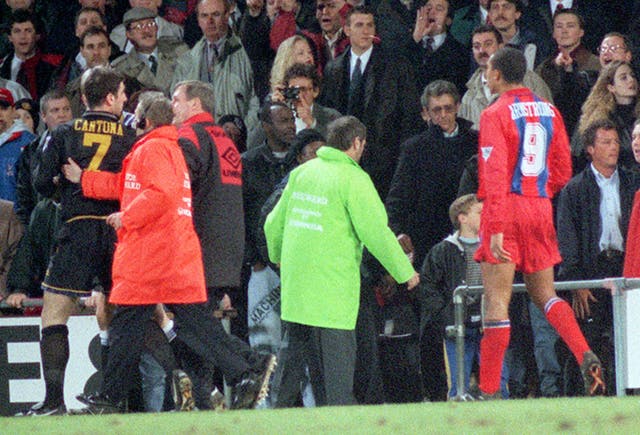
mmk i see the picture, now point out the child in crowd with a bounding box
[420,194,508,400]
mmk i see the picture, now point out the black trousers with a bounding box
[561,251,621,396]
[104,302,255,404]
[286,322,356,406]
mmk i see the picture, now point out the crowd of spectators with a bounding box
[1,0,640,411]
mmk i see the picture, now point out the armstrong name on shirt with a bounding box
[509,101,555,120]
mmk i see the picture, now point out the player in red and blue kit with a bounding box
[475,47,605,398]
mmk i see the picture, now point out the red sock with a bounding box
[545,297,590,365]
[479,321,510,395]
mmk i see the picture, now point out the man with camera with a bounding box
[280,63,341,138]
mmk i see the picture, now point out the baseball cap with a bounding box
[0,88,15,107]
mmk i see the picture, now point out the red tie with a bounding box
[555,2,564,14]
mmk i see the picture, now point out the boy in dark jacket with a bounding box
[420,194,507,399]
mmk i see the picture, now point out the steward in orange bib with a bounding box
[82,121,206,305]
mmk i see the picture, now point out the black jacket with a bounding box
[404,32,469,94]
[14,133,48,226]
[557,165,639,281]
[7,198,58,297]
[376,0,423,57]
[320,45,422,198]
[35,112,136,221]
[242,143,297,265]
[419,233,481,338]
[239,10,274,102]
[0,51,58,100]
[179,118,245,289]
[522,0,623,54]
[386,118,478,269]
[535,44,599,137]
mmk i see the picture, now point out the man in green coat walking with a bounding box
[265,116,420,405]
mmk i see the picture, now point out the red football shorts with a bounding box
[475,194,561,274]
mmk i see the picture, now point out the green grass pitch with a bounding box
[3,397,640,434]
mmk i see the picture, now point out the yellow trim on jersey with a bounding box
[65,215,109,223]
[42,282,91,295]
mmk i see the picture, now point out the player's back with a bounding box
[36,111,136,220]
[478,87,571,201]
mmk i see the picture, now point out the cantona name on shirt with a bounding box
[508,101,555,120]
[73,119,124,136]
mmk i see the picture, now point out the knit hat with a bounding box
[14,98,40,128]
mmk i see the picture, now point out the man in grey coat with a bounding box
[111,7,189,95]
[172,0,260,139]
[110,0,184,53]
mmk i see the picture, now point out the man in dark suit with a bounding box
[405,0,469,93]
[450,0,490,48]
[557,119,640,395]
[320,5,421,198]
[385,79,478,402]
[521,0,623,54]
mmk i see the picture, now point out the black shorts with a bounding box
[42,217,116,297]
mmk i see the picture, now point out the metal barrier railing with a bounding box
[0,297,57,309]
[0,298,238,320]
[450,277,640,400]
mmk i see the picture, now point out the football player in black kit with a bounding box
[22,66,136,416]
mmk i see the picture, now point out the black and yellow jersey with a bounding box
[35,111,136,221]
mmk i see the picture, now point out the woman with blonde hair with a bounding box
[575,61,640,169]
[270,34,315,95]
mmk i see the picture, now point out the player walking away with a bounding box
[20,66,136,416]
[475,47,605,399]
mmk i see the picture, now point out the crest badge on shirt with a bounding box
[481,146,493,161]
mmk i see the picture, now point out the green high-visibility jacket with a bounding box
[265,146,414,330]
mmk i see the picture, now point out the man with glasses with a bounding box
[110,0,184,53]
[112,7,189,95]
[385,79,478,402]
[599,32,632,68]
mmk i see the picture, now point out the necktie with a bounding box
[424,37,434,54]
[230,13,238,33]
[348,57,364,116]
[149,55,158,75]
[351,57,362,83]
[208,43,219,70]
[555,2,564,14]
